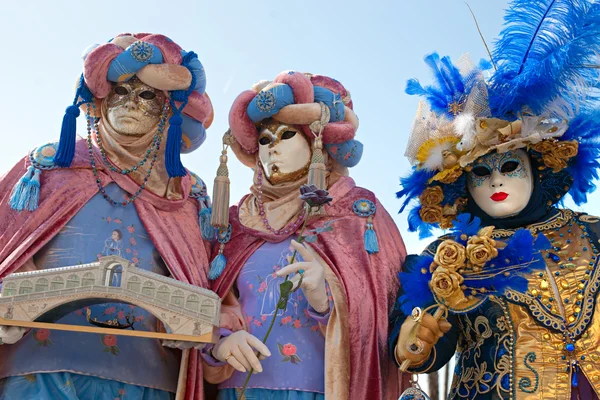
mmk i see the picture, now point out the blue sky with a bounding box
[2,0,598,254]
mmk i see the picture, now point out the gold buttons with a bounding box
[540,280,549,290]
[560,280,570,289]
[557,343,564,350]
[579,283,585,290]
[549,357,556,363]
[568,315,576,323]
[577,294,584,300]
[575,307,582,313]
[532,289,539,296]
[593,375,600,382]
[586,364,593,371]
[543,333,551,341]
[591,354,598,361]
[561,375,568,382]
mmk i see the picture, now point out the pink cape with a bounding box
[208,177,410,399]
[0,139,211,400]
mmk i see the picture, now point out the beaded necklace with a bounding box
[255,163,306,236]
[85,101,169,206]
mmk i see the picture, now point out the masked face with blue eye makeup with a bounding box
[467,149,533,218]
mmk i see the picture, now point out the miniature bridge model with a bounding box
[0,256,220,343]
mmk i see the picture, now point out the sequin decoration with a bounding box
[352,199,376,217]
[255,91,276,112]
[130,41,154,62]
[29,143,60,170]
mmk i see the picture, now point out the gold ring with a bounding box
[411,307,423,322]
[225,352,234,362]
[406,338,424,355]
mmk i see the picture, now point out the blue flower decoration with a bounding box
[352,199,376,217]
[130,41,154,62]
[255,91,276,112]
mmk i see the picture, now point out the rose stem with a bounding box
[238,204,313,394]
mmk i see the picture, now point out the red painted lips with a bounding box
[491,192,509,202]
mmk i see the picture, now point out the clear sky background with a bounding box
[1,0,599,255]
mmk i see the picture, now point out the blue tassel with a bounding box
[165,114,187,177]
[208,253,227,280]
[9,166,34,211]
[199,207,215,240]
[54,105,81,167]
[364,222,379,254]
[21,168,41,211]
[572,364,579,387]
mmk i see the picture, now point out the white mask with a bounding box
[106,77,167,136]
[258,121,311,185]
[467,149,533,218]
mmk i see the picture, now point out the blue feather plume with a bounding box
[396,167,436,213]
[398,254,436,315]
[490,0,600,117]
[451,213,482,241]
[405,52,479,118]
[563,109,600,204]
[462,229,550,296]
[407,206,435,239]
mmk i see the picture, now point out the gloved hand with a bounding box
[395,312,452,365]
[276,240,329,313]
[162,340,205,350]
[0,326,26,345]
[212,330,271,373]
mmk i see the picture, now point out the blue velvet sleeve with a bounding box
[388,244,461,374]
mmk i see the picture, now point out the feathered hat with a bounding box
[397,0,600,238]
[56,33,214,176]
[210,71,363,230]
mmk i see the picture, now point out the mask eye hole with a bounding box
[472,166,491,177]
[258,136,272,146]
[114,86,129,96]
[139,90,156,100]
[281,130,296,140]
[500,161,520,173]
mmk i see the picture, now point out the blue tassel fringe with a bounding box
[9,166,41,212]
[364,224,379,254]
[165,114,187,177]
[208,253,227,280]
[54,105,80,167]
[199,207,215,240]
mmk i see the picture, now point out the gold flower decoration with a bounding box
[430,265,467,307]
[419,205,444,224]
[419,186,444,207]
[466,234,498,268]
[434,239,466,271]
[532,140,579,173]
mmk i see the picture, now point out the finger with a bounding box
[440,320,452,334]
[162,340,176,348]
[258,353,268,360]
[420,314,442,338]
[246,335,272,357]
[225,354,247,373]
[416,326,436,345]
[276,262,313,277]
[232,347,252,372]
[291,240,315,262]
[239,342,264,373]
[0,326,6,335]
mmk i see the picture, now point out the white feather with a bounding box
[454,113,476,151]
[422,141,455,171]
